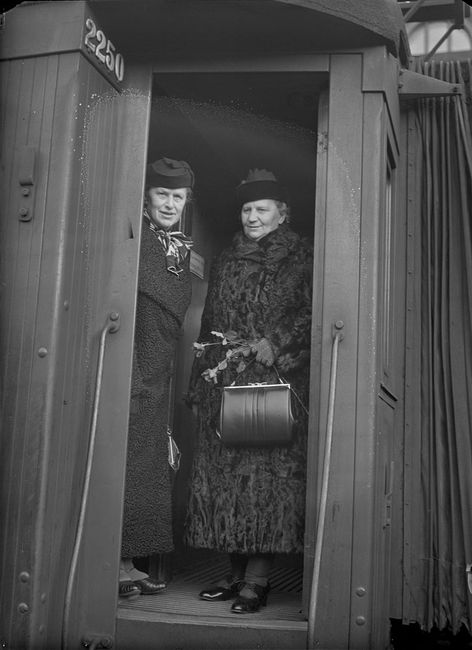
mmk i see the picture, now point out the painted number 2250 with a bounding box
[84,18,125,83]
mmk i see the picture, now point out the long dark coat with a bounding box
[184,223,312,555]
[122,224,191,558]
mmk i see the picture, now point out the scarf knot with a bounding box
[144,210,193,277]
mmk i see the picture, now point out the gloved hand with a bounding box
[250,338,275,367]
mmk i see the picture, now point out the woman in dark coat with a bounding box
[184,169,312,613]
[119,158,194,599]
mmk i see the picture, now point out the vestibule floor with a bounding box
[118,549,305,624]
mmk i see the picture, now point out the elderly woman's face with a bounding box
[146,186,188,229]
[241,199,285,241]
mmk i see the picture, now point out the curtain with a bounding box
[407,59,472,634]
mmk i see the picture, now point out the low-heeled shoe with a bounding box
[119,580,141,599]
[199,576,243,601]
[133,577,167,595]
[230,582,270,613]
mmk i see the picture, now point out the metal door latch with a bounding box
[18,145,35,222]
[82,635,113,649]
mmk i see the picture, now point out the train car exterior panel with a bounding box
[69,64,152,649]
[351,88,385,650]
[306,53,365,648]
[303,47,405,649]
[0,7,152,644]
[0,51,91,649]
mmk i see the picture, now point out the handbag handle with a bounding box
[229,356,283,387]
[229,356,309,416]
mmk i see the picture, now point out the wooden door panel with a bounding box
[0,4,152,647]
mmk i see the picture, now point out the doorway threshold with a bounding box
[116,551,307,649]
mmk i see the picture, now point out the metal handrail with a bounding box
[307,320,344,650]
[62,312,120,649]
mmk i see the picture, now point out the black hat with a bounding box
[235,169,287,205]
[146,157,194,189]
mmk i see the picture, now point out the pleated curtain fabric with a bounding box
[407,59,472,634]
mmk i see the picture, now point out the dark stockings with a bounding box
[230,552,274,587]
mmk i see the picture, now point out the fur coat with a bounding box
[184,223,312,555]
[121,223,191,558]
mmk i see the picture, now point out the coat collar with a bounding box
[232,223,299,265]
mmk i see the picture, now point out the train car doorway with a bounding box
[117,70,325,648]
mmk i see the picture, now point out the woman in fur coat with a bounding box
[184,169,312,613]
[120,158,194,599]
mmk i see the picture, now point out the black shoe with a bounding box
[134,577,167,595]
[199,575,244,601]
[230,582,270,613]
[119,580,141,599]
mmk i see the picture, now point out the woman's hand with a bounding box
[250,338,275,367]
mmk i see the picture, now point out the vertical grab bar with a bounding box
[62,312,121,649]
[307,320,344,649]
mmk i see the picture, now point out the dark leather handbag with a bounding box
[218,379,294,448]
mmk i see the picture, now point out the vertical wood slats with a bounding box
[0,53,63,649]
[70,73,151,650]
[305,53,364,649]
[0,46,144,648]
[304,51,405,649]
[37,56,122,650]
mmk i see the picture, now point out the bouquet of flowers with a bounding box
[193,330,255,384]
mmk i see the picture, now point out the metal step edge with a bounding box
[117,608,308,631]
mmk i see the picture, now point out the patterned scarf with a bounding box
[144,209,193,277]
